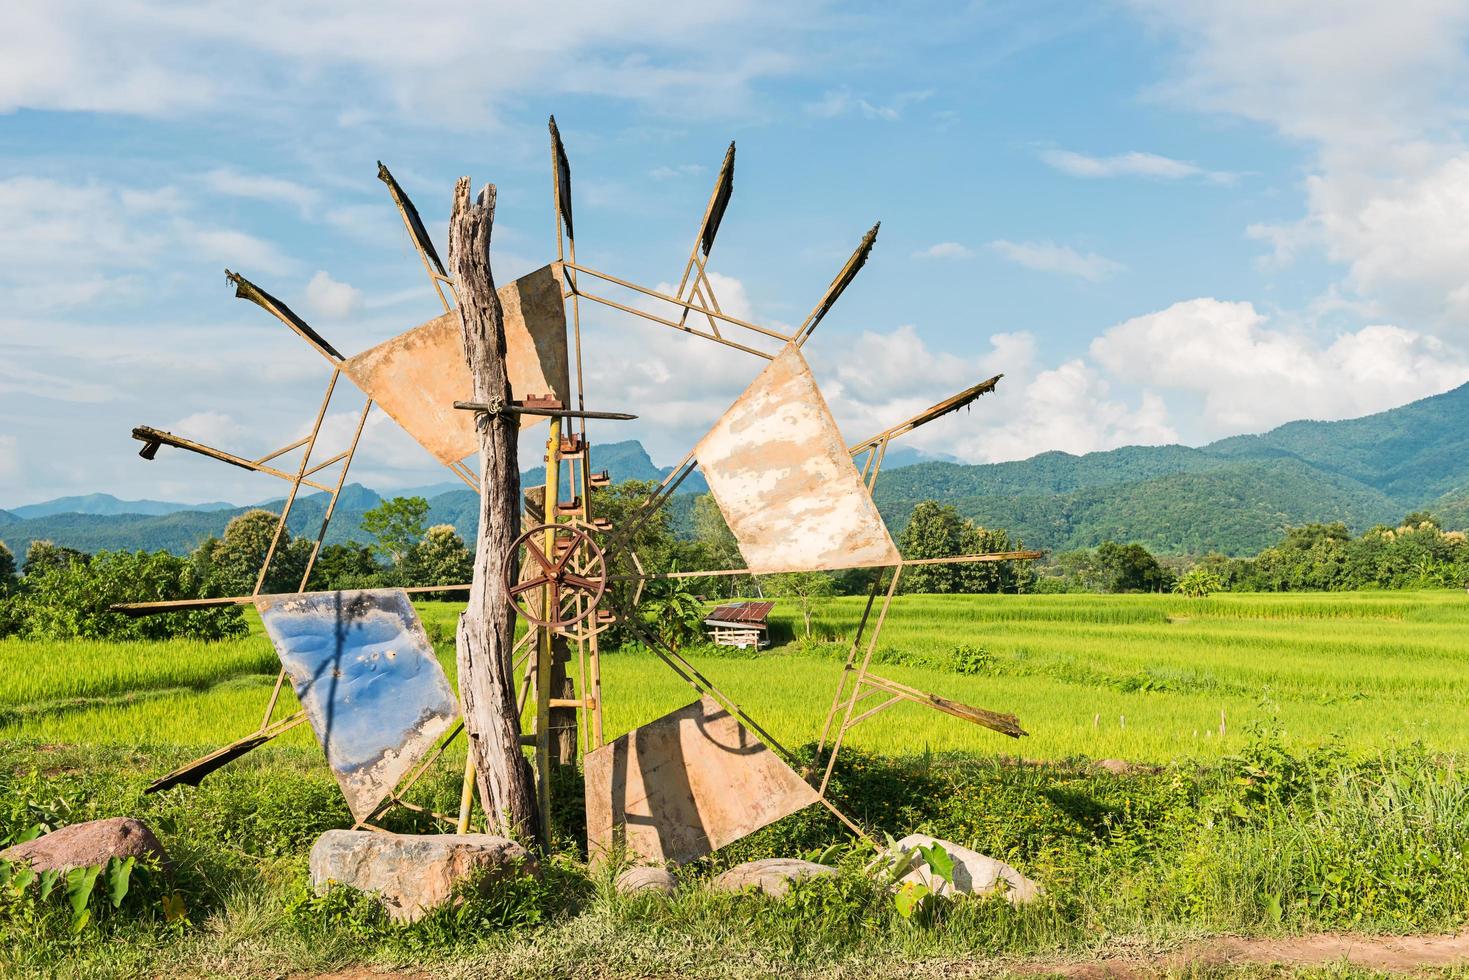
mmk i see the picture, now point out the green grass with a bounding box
[5,591,1469,978]
[8,591,1469,763]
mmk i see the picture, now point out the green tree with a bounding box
[22,540,87,578]
[0,540,15,593]
[690,493,750,596]
[1094,541,1172,593]
[898,500,1034,594]
[638,570,705,651]
[588,480,679,646]
[400,524,473,587]
[307,543,383,590]
[12,549,244,640]
[962,524,1036,594]
[1173,567,1223,598]
[898,501,973,593]
[360,496,430,566]
[197,509,311,595]
[764,571,834,638]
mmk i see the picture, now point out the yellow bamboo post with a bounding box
[536,417,562,838]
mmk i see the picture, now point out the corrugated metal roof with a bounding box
[705,600,774,626]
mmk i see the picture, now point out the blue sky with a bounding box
[4,1,1469,506]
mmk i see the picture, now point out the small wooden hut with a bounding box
[703,601,774,649]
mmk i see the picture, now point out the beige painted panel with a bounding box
[585,696,819,865]
[694,343,900,573]
[341,263,569,466]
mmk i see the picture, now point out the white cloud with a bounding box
[805,88,932,121]
[811,325,1179,465]
[1039,149,1236,184]
[648,164,707,181]
[0,1,811,123]
[304,271,364,320]
[1089,297,1469,435]
[184,226,296,277]
[0,175,298,310]
[202,168,318,216]
[988,240,1124,281]
[165,410,251,448]
[914,242,974,259]
[0,435,19,488]
[1127,0,1469,153]
[1127,3,1469,329]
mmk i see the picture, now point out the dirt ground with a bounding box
[1024,931,1469,977]
[296,933,1469,979]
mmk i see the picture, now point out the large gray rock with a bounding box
[309,830,537,923]
[712,858,835,898]
[0,818,170,873]
[889,833,1041,905]
[616,866,677,896]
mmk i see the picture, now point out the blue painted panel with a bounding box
[255,589,458,821]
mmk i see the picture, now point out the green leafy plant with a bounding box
[951,644,992,675]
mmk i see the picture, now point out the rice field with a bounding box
[4,591,1468,764]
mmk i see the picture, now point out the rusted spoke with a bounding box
[524,538,556,573]
[510,576,551,596]
[563,573,600,592]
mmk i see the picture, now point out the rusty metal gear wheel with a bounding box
[504,522,608,629]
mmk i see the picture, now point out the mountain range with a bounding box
[3,383,1467,559]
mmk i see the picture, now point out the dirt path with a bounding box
[295,934,1469,979]
[1029,931,1469,977]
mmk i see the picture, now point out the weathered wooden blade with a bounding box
[377,160,447,278]
[550,115,574,241]
[340,264,569,466]
[862,672,1027,738]
[255,589,459,822]
[584,696,820,865]
[144,713,306,793]
[702,141,735,257]
[695,343,900,573]
[226,270,343,361]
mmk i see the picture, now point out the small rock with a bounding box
[616,866,676,896]
[1094,758,1132,775]
[309,830,537,923]
[889,833,1041,905]
[0,817,170,874]
[713,858,835,897]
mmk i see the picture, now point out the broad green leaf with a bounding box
[894,881,929,920]
[107,856,135,908]
[917,843,954,884]
[66,864,101,917]
[37,868,59,901]
[69,905,91,934]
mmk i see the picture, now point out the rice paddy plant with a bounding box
[3,591,1466,765]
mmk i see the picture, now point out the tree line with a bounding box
[0,496,471,641]
[3,487,1464,643]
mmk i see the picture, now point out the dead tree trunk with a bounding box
[449,177,541,845]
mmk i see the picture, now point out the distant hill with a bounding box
[1206,381,1469,502]
[875,457,1403,555]
[3,380,1467,559]
[870,382,1469,554]
[7,493,236,520]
